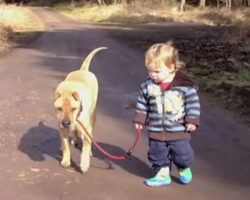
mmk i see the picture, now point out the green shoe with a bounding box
[179,168,192,184]
[145,167,171,187]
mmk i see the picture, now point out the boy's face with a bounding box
[147,64,173,83]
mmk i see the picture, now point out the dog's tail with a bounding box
[80,47,107,71]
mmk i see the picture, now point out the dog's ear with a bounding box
[54,92,61,101]
[72,92,81,101]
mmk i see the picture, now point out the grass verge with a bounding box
[0,4,44,53]
[33,1,250,27]
[105,27,250,124]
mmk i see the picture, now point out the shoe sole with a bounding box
[180,178,192,184]
[145,181,171,187]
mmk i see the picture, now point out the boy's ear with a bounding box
[169,64,175,73]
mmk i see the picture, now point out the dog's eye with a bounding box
[72,108,77,111]
[58,108,62,111]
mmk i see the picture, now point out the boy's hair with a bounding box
[145,41,185,72]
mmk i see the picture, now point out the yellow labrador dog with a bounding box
[54,47,107,173]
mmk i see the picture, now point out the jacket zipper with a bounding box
[161,92,165,131]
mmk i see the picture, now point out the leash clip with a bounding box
[125,149,133,159]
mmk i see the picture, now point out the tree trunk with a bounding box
[180,0,185,12]
[226,0,232,10]
[199,0,206,9]
[97,0,106,5]
[217,0,220,8]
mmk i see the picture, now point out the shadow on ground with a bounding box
[18,121,153,178]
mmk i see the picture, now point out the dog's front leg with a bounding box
[78,123,92,173]
[70,130,79,146]
[59,129,71,167]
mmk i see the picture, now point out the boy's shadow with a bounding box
[17,121,154,179]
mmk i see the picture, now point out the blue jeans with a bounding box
[147,139,194,173]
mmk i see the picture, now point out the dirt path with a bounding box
[0,7,249,200]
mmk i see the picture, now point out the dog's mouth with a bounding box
[59,123,76,132]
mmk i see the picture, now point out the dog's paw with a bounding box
[60,159,71,167]
[80,153,90,173]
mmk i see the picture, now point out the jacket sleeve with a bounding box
[184,87,201,126]
[133,84,149,125]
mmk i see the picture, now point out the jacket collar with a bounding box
[149,71,198,89]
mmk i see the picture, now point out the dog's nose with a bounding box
[62,119,71,128]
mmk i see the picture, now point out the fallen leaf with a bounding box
[30,168,40,172]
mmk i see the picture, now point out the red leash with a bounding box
[76,118,142,160]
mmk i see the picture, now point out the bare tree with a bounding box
[96,0,106,4]
[217,0,220,8]
[180,0,186,12]
[226,0,232,10]
[246,0,250,6]
[199,0,206,9]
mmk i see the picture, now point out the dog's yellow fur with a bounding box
[54,47,107,173]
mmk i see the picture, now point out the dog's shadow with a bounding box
[17,121,154,179]
[77,141,154,179]
[17,121,63,165]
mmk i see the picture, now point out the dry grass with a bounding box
[0,4,44,52]
[53,1,250,26]
[104,25,250,122]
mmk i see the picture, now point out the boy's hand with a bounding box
[186,123,196,132]
[135,123,143,130]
